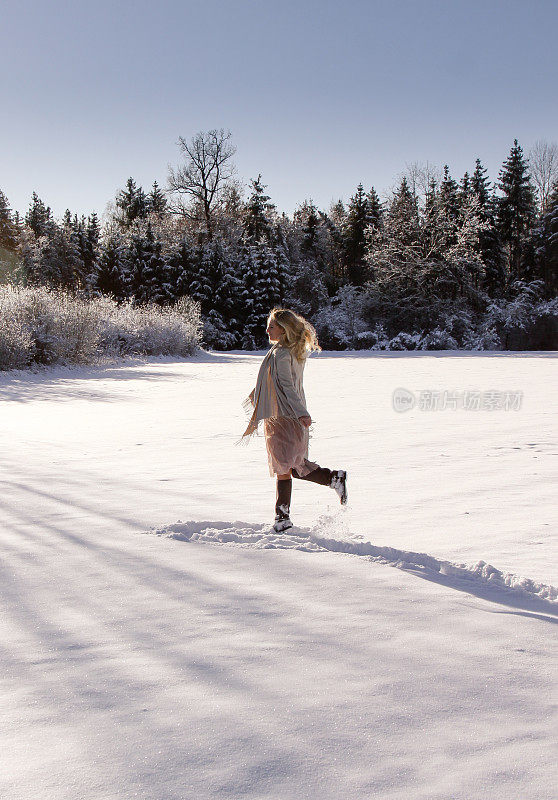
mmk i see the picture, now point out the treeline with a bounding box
[1,131,557,351]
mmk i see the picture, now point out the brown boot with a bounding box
[293,467,348,505]
[273,478,293,532]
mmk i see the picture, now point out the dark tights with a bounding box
[292,466,333,486]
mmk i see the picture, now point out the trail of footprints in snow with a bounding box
[146,516,558,606]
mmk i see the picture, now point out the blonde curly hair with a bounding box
[268,307,321,362]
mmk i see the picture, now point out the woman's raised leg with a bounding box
[292,466,348,505]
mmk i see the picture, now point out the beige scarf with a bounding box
[240,343,280,441]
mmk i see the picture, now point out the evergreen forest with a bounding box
[1,132,557,352]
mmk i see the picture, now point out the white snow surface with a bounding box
[1,349,557,800]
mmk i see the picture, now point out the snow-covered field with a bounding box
[1,350,556,800]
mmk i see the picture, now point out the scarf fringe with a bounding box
[235,390,260,446]
[241,393,254,418]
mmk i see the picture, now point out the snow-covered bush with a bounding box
[388,331,422,350]
[26,287,102,363]
[0,286,103,365]
[418,327,460,350]
[311,283,556,352]
[355,330,383,349]
[484,281,558,349]
[94,295,201,357]
[0,286,201,370]
[462,322,502,351]
[312,285,370,350]
[312,313,351,350]
[362,323,390,350]
[0,287,34,368]
[416,310,479,351]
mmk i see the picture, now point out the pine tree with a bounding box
[116,178,149,228]
[497,139,538,284]
[30,222,83,288]
[326,200,347,288]
[0,190,18,252]
[343,184,384,286]
[385,177,420,255]
[22,209,82,289]
[533,180,558,296]
[76,227,93,288]
[299,200,320,259]
[254,243,282,320]
[438,165,460,250]
[244,174,275,243]
[87,212,101,248]
[222,183,244,218]
[127,227,150,301]
[60,213,87,288]
[205,238,243,348]
[188,241,215,315]
[271,224,295,303]
[471,159,490,207]
[148,181,168,216]
[18,226,42,286]
[365,177,420,288]
[421,179,444,261]
[481,195,506,296]
[343,185,370,285]
[366,188,383,229]
[25,192,52,237]
[59,213,98,290]
[392,177,420,239]
[294,199,333,286]
[459,172,471,205]
[92,234,128,298]
[139,223,172,305]
[81,212,101,288]
[124,223,172,305]
[329,200,346,229]
[419,168,490,302]
[468,160,505,295]
[237,241,260,348]
[318,208,345,291]
[167,237,197,299]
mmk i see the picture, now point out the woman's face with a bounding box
[266,317,285,342]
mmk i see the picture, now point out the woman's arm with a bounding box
[274,349,310,419]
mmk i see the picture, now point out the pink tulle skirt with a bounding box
[264,416,319,477]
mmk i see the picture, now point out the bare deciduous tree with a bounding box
[403,161,443,205]
[167,129,236,239]
[528,140,558,212]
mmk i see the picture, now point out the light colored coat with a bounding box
[241,343,310,439]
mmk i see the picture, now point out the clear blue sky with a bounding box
[2,0,556,220]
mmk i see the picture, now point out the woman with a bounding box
[241,308,348,532]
